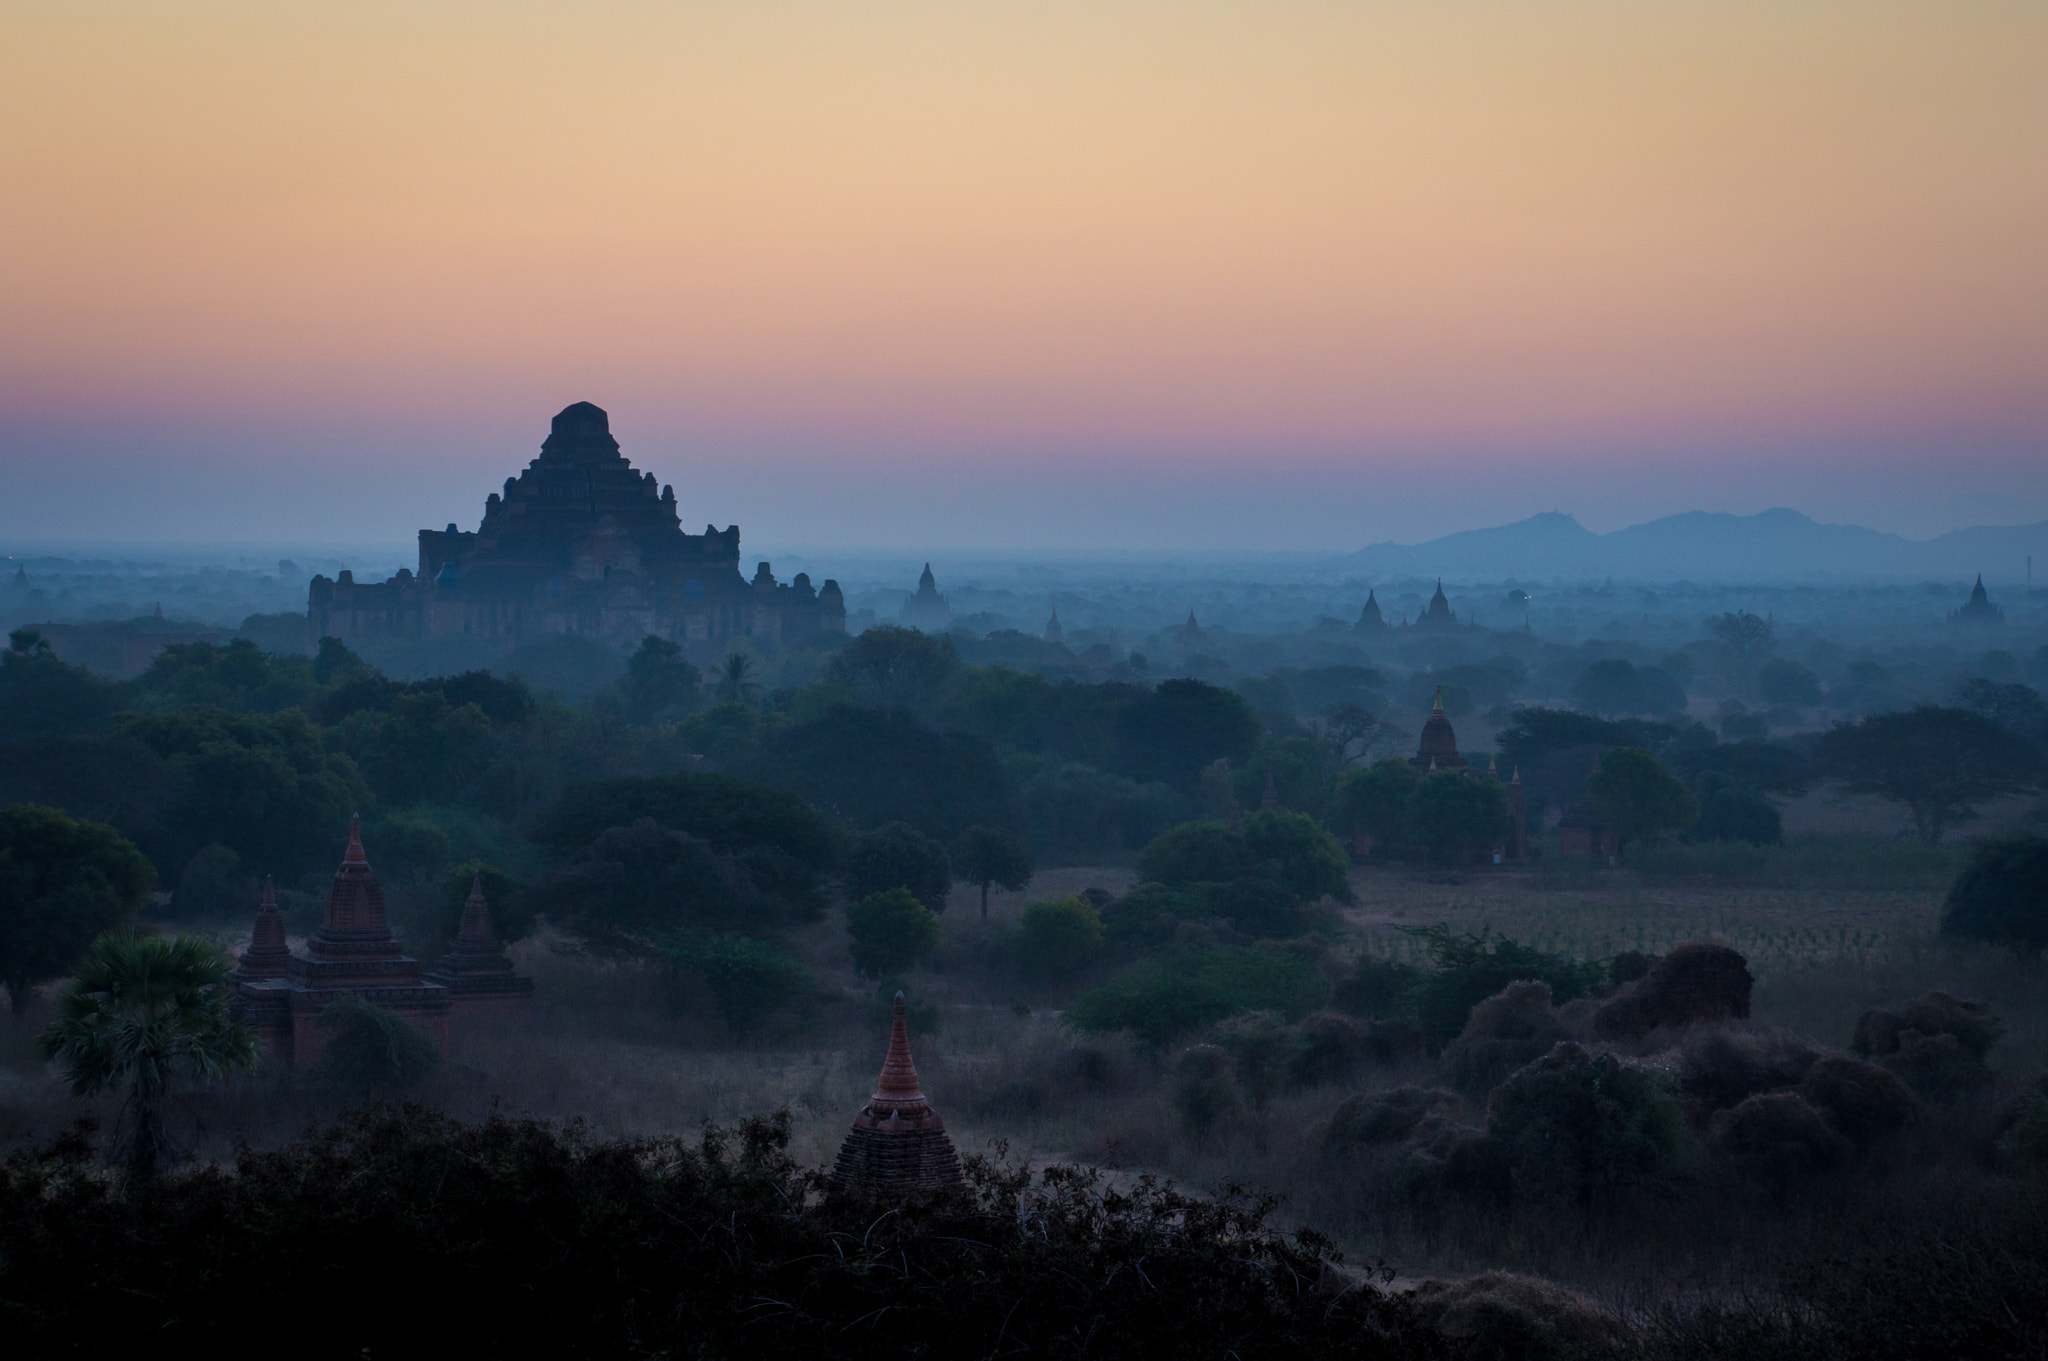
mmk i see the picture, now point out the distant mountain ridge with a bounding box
[1352,509,2048,583]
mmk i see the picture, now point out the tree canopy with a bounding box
[1588,747,1699,860]
[0,804,155,1015]
[844,821,952,913]
[1941,834,2048,952]
[1816,707,2039,843]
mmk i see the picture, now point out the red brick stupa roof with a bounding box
[833,993,963,1198]
[235,875,292,978]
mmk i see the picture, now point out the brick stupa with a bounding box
[833,993,963,1198]
[232,816,452,1065]
[426,873,534,1004]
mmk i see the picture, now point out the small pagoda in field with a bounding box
[426,873,534,1005]
[232,817,527,1065]
[833,993,963,1198]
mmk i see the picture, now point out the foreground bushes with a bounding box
[0,1105,1434,1359]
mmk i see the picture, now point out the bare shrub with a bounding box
[1678,1026,1823,1117]
[1797,1055,1917,1145]
[1443,980,1569,1095]
[1883,1030,1996,1103]
[1709,1091,1852,1187]
[1993,1075,2048,1169]
[1593,942,1753,1040]
[1484,1042,1690,1210]
[1854,991,2004,1060]
[1288,1011,1367,1088]
[1323,1086,1460,1148]
[1408,1271,1632,1361]
[1172,1044,1236,1143]
[1362,1019,1426,1065]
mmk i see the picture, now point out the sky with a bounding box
[3,1,2045,553]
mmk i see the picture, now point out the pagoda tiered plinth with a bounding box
[426,873,534,1004]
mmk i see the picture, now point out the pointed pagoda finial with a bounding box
[869,991,930,1114]
[261,873,276,907]
[454,870,498,948]
[237,873,292,975]
[1432,685,1444,713]
[1488,754,1499,778]
[1511,766,1522,785]
[343,814,367,865]
[1428,758,1437,772]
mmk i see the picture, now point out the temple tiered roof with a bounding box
[833,993,963,1198]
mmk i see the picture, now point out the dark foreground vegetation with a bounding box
[3,1103,2044,1361]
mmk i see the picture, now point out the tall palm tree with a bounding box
[39,931,257,1179]
[715,652,761,707]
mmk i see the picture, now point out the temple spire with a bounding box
[1432,686,1444,714]
[343,814,367,866]
[236,874,292,977]
[869,992,931,1115]
[454,872,497,948]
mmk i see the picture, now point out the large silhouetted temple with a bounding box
[307,402,845,659]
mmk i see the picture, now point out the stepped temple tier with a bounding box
[231,818,529,1065]
[307,402,845,660]
[833,993,964,1199]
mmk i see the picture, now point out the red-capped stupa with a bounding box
[833,993,963,1198]
[235,876,292,978]
[229,816,452,1064]
[1409,687,1470,772]
[426,873,534,1004]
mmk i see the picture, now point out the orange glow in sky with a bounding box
[2,1,2044,547]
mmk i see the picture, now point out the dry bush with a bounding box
[1408,1271,1631,1361]
[1289,1011,1367,1088]
[1443,980,1569,1095]
[1363,1019,1427,1065]
[1677,1026,1823,1118]
[1854,991,2004,1061]
[1594,943,1753,1040]
[1709,1091,1852,1186]
[1324,1086,1462,1148]
[1172,1044,1237,1143]
[1992,1075,2048,1170]
[1797,1055,1916,1145]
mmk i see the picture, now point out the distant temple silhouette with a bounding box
[899,563,952,632]
[1951,574,2004,625]
[307,402,844,660]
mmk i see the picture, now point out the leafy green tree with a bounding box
[1708,611,1775,667]
[1241,810,1351,902]
[0,629,122,743]
[846,887,942,979]
[1011,895,1104,981]
[1486,1042,1688,1210]
[531,773,835,922]
[1138,821,1257,887]
[1816,707,2039,844]
[1016,762,1186,863]
[1232,737,1334,821]
[664,932,811,1032]
[1330,757,1420,850]
[311,636,375,686]
[1405,927,1605,1046]
[1588,747,1700,861]
[312,995,440,1093]
[954,824,1034,920]
[38,931,256,1178]
[1756,658,1823,708]
[1407,770,1510,866]
[1954,678,2048,743]
[1571,660,1687,718]
[531,819,780,952]
[1319,701,1385,769]
[620,636,702,721]
[117,706,369,881]
[714,652,761,708]
[0,805,155,1016]
[175,843,253,919]
[333,690,497,806]
[1688,773,1782,845]
[128,638,318,714]
[1115,679,1260,789]
[1941,834,2048,952]
[825,625,961,713]
[764,707,1014,842]
[845,821,952,913]
[1067,945,1331,1047]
